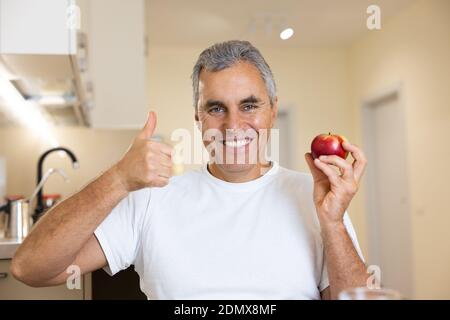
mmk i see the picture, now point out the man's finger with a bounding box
[313,158,342,187]
[318,155,353,181]
[157,166,172,179]
[139,111,157,139]
[157,154,173,168]
[342,141,367,182]
[305,153,327,182]
[158,143,174,157]
[152,176,170,188]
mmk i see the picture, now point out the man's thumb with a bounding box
[305,153,321,181]
[140,111,157,139]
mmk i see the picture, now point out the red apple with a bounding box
[311,133,349,160]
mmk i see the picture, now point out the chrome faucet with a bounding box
[29,168,69,205]
[34,147,79,221]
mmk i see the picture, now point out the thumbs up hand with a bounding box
[114,111,174,192]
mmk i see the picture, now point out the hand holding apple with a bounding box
[305,136,367,227]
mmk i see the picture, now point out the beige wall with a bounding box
[1,0,449,300]
[350,0,450,299]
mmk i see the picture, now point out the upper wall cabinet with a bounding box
[86,0,148,129]
[0,0,91,126]
[0,0,77,54]
[0,0,147,129]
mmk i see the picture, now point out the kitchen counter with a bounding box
[0,238,22,259]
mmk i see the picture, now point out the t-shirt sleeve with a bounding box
[94,188,151,276]
[318,211,365,292]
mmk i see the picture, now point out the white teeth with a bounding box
[223,139,251,148]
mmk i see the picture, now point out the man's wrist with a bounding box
[107,164,130,197]
[316,209,345,229]
[319,219,346,238]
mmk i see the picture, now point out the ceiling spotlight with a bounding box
[280,27,294,40]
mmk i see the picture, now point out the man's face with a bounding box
[196,61,278,175]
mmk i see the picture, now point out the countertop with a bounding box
[0,238,22,259]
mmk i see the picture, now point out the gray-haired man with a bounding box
[12,40,368,300]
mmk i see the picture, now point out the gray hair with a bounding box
[191,40,277,109]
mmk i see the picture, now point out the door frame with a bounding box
[360,83,415,297]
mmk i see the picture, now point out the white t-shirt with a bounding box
[94,162,363,300]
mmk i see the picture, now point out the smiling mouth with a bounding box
[221,138,253,148]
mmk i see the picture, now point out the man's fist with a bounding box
[114,111,173,192]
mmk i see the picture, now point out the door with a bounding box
[362,89,414,298]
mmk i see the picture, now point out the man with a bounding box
[11,40,368,300]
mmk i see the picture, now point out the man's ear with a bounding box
[195,110,201,131]
[271,97,279,128]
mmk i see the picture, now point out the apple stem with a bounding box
[328,132,331,136]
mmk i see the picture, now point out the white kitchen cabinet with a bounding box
[0,0,146,128]
[0,0,93,126]
[0,259,90,300]
[87,0,148,128]
[0,0,77,54]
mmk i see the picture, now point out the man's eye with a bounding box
[209,106,225,113]
[243,104,258,111]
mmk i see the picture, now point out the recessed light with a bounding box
[280,27,294,40]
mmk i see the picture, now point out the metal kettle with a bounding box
[0,198,32,239]
[0,167,70,239]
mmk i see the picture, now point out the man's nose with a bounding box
[225,108,244,130]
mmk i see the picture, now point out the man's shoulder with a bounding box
[268,166,316,200]
[276,166,313,188]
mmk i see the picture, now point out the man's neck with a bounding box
[207,161,273,183]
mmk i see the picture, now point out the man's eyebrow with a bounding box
[202,100,226,109]
[239,95,263,104]
[201,95,263,109]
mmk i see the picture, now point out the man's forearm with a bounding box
[12,166,128,282]
[321,221,368,299]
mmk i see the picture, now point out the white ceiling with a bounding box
[146,0,415,48]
